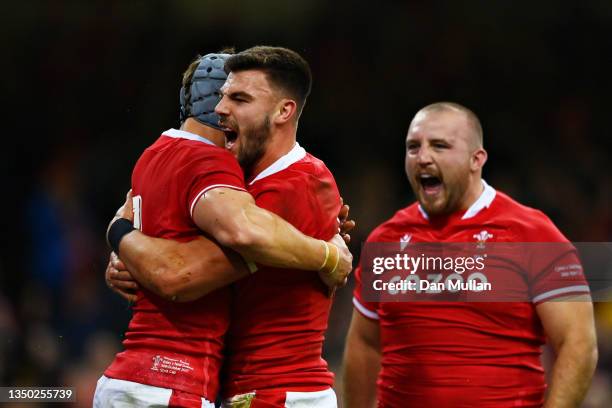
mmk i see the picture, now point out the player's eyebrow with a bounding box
[223,90,253,101]
[429,137,451,144]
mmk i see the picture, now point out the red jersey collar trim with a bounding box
[249,142,306,185]
[418,180,496,221]
[162,128,215,146]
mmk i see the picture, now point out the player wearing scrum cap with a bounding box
[94,51,352,407]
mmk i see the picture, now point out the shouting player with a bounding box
[343,102,598,407]
[94,50,352,407]
[217,47,342,408]
[105,47,348,407]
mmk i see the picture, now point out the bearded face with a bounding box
[228,115,271,177]
[405,110,481,216]
[216,70,278,178]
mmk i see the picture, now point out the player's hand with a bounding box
[319,234,353,297]
[105,252,138,302]
[106,190,135,246]
[107,189,135,236]
[338,197,356,244]
[115,189,134,222]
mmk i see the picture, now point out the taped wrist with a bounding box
[318,241,330,270]
[107,218,135,255]
[320,242,340,274]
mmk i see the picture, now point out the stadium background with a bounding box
[2,1,611,406]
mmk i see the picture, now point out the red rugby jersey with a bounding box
[104,129,246,400]
[353,181,590,408]
[221,143,341,398]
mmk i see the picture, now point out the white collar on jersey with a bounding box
[162,128,215,146]
[249,142,306,185]
[418,179,497,220]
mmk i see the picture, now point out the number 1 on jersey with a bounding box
[132,195,143,231]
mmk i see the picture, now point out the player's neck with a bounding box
[458,177,485,212]
[425,178,484,224]
[180,119,226,147]
[250,128,297,179]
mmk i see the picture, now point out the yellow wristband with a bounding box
[319,241,330,271]
[329,244,341,274]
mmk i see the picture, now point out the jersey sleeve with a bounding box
[529,250,589,304]
[352,225,387,320]
[524,212,590,303]
[353,263,381,320]
[186,150,246,218]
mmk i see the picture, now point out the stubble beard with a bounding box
[238,115,271,179]
[408,170,469,217]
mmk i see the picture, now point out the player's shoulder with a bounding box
[492,191,568,242]
[367,203,422,242]
[284,153,335,181]
[174,139,239,170]
[254,152,336,192]
[154,130,230,156]
[301,152,332,172]
[177,138,233,159]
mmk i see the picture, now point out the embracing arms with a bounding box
[106,190,354,302]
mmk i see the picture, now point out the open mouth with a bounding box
[419,174,443,196]
[222,128,239,150]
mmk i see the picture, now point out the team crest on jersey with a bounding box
[151,355,163,371]
[400,233,412,250]
[473,230,493,249]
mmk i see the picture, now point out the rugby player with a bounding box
[104,47,350,407]
[95,50,351,407]
[343,102,598,407]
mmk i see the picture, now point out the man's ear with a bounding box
[471,148,488,171]
[273,99,297,125]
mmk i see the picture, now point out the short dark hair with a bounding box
[225,46,312,116]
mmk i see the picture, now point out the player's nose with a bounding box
[416,147,433,165]
[214,97,229,117]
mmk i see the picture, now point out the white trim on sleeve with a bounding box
[353,297,380,320]
[532,285,591,303]
[190,184,247,218]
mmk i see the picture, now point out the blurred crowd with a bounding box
[3,1,611,406]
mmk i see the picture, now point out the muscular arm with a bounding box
[111,188,351,301]
[537,296,598,408]
[193,187,337,270]
[342,309,381,408]
[118,233,249,302]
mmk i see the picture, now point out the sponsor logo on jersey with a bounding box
[400,233,412,250]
